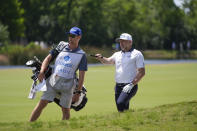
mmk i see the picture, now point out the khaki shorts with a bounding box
[41,74,75,108]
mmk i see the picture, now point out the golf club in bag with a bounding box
[25,56,88,111]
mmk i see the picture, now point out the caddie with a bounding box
[29,27,87,121]
[95,33,145,112]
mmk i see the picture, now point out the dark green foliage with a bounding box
[1,0,197,49]
[0,0,25,40]
[0,22,9,43]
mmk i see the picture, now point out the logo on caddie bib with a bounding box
[64,56,70,61]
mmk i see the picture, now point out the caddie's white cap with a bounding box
[117,33,132,42]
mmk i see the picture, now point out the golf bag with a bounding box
[26,56,88,111]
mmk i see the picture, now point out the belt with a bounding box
[116,83,129,86]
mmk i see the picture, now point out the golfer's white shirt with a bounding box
[110,49,145,83]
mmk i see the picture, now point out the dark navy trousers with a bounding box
[115,83,138,112]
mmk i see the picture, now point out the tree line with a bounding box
[0,0,197,50]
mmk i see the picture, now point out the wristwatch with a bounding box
[75,90,82,94]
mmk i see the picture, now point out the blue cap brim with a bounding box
[66,31,81,36]
[66,27,82,36]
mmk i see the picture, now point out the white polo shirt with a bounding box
[110,49,145,83]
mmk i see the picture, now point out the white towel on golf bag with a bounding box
[35,80,47,92]
[28,80,47,99]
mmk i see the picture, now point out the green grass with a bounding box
[0,101,197,131]
[0,63,197,130]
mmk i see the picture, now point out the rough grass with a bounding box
[0,101,197,131]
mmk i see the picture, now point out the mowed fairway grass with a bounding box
[0,63,197,123]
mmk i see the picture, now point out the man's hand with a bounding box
[122,83,134,93]
[38,72,45,82]
[95,54,103,60]
[72,93,80,103]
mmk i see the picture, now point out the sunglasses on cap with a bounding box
[69,34,77,38]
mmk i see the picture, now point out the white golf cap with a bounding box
[117,33,132,41]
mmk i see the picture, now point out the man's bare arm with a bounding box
[72,71,86,102]
[95,54,115,64]
[132,68,145,85]
[78,71,86,91]
[38,54,52,82]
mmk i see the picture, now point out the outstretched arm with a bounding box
[95,54,115,64]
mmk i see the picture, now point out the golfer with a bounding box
[96,33,145,112]
[29,27,87,121]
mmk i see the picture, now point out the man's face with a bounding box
[119,39,132,51]
[68,34,81,45]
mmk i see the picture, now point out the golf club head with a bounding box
[26,59,41,70]
[26,60,35,67]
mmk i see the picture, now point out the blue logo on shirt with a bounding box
[64,56,70,61]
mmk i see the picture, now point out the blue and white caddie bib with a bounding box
[52,41,86,79]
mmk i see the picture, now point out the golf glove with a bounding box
[123,83,134,93]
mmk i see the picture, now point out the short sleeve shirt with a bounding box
[110,49,145,83]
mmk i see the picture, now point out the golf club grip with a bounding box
[90,54,103,58]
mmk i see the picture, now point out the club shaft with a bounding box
[89,54,103,58]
